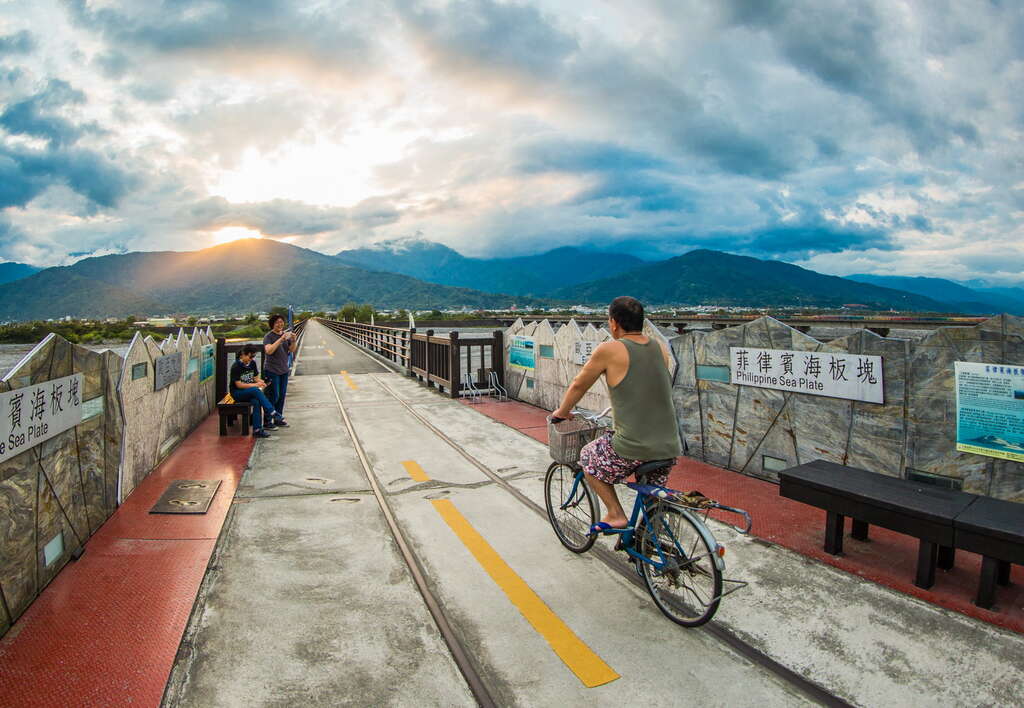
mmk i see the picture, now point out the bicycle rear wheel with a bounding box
[637,504,722,627]
[544,462,598,553]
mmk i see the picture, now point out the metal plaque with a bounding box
[150,479,222,514]
[200,344,215,381]
[81,395,104,421]
[154,352,183,391]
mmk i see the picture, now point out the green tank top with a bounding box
[609,338,682,461]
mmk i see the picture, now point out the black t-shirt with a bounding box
[230,359,259,391]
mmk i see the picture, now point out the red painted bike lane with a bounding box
[0,415,253,708]
[466,397,1024,635]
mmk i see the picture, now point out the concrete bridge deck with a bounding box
[2,320,1022,706]
[166,321,1022,707]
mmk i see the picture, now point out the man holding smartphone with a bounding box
[263,313,296,428]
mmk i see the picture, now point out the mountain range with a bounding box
[0,239,549,320]
[336,239,645,296]
[0,238,1020,320]
[0,262,40,285]
[846,274,1024,315]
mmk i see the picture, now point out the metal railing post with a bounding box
[449,330,460,399]
[425,329,434,388]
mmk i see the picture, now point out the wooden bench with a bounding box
[954,496,1022,609]
[779,460,977,590]
[217,393,251,436]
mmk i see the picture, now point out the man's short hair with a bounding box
[241,343,259,357]
[268,314,284,328]
[608,296,644,332]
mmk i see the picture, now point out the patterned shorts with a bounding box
[579,431,671,487]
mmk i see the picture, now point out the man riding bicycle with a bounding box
[551,296,681,534]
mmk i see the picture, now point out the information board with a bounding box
[510,336,535,371]
[730,347,884,404]
[955,362,1024,462]
[574,340,597,366]
[0,373,84,463]
[200,344,215,382]
[154,352,183,391]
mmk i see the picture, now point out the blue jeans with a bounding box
[232,387,277,431]
[265,372,289,418]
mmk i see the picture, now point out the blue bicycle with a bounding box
[544,410,751,627]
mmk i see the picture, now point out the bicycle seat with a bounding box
[634,459,675,480]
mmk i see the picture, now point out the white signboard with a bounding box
[955,362,1024,463]
[574,340,597,365]
[0,373,84,463]
[729,347,884,404]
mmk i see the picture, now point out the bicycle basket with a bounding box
[548,418,604,464]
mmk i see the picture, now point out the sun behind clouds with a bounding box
[210,226,264,246]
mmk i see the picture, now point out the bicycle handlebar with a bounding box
[549,407,612,425]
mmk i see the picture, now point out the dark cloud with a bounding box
[400,0,577,79]
[572,173,697,215]
[0,30,35,55]
[63,0,374,74]
[518,140,665,174]
[94,50,131,79]
[0,79,93,147]
[720,0,983,153]
[0,143,136,210]
[186,196,400,237]
[746,224,894,256]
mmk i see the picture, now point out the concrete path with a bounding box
[165,321,1024,707]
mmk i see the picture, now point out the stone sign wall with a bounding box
[0,327,219,637]
[673,315,1023,501]
[502,316,675,415]
[503,314,1023,502]
[119,328,217,501]
[0,335,123,636]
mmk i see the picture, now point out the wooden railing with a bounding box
[318,320,412,368]
[317,318,504,399]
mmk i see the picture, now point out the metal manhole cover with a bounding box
[150,479,223,514]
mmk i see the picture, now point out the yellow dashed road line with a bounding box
[430,498,619,688]
[340,370,357,389]
[402,460,431,482]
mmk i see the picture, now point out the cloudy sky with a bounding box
[0,0,1021,284]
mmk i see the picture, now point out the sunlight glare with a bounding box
[211,226,264,245]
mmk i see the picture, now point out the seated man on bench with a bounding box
[230,344,279,439]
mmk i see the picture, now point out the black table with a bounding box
[780,460,979,589]
[954,495,1023,609]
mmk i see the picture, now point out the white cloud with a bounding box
[0,0,1019,285]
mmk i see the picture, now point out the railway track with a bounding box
[320,325,853,708]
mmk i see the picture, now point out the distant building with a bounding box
[146,317,175,327]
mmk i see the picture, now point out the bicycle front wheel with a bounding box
[544,462,597,553]
[637,504,722,627]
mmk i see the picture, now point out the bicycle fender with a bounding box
[677,507,726,572]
